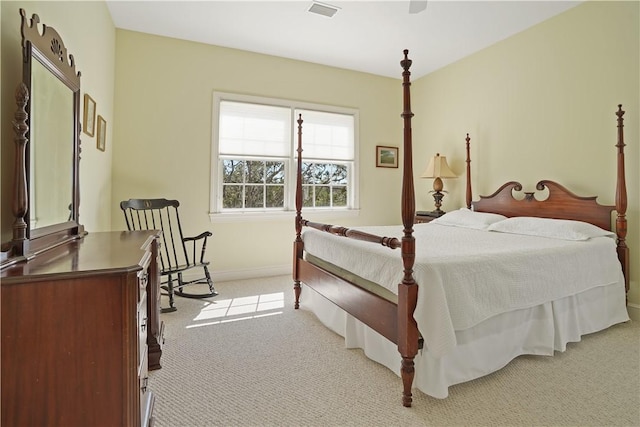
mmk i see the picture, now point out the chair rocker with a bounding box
[120,198,218,312]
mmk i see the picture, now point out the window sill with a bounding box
[209,209,360,223]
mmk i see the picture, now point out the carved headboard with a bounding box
[472,180,614,231]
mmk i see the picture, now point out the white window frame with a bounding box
[210,92,360,223]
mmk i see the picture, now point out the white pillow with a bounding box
[487,216,615,241]
[430,208,507,230]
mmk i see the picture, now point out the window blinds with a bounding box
[296,109,354,161]
[219,101,354,161]
[219,101,291,156]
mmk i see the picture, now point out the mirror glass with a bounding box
[29,58,74,230]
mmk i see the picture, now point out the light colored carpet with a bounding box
[148,275,640,427]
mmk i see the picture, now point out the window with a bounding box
[211,93,358,219]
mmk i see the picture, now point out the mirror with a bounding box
[3,9,84,264]
[29,58,74,230]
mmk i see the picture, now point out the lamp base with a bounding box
[432,190,445,213]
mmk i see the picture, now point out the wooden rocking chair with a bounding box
[120,198,218,312]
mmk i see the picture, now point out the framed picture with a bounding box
[97,115,107,152]
[83,93,96,137]
[376,145,398,168]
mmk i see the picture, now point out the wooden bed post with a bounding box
[293,114,304,309]
[398,49,419,408]
[465,133,472,209]
[614,105,629,292]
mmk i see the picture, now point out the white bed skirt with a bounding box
[300,283,629,399]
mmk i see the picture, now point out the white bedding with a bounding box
[302,222,626,357]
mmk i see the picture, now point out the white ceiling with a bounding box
[106,0,581,79]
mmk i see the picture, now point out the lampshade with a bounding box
[420,153,457,179]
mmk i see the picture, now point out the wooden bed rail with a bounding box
[301,220,401,249]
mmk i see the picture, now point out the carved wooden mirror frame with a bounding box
[4,9,85,267]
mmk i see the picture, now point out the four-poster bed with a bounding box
[292,50,629,407]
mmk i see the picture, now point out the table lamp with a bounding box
[420,153,457,214]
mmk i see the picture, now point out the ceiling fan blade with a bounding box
[408,0,428,14]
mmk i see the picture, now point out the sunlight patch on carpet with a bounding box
[185,292,284,328]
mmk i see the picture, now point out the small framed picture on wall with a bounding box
[83,94,96,137]
[376,145,398,168]
[96,115,107,152]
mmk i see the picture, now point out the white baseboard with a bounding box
[210,264,291,283]
[627,303,640,321]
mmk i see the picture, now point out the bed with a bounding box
[292,50,630,407]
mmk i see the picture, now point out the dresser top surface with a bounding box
[1,230,158,281]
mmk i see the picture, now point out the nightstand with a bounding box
[415,210,445,224]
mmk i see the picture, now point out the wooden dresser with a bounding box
[1,230,164,427]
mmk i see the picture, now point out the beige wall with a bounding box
[411,1,639,309]
[111,30,403,277]
[1,1,116,244]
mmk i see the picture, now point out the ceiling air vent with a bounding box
[308,1,340,18]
